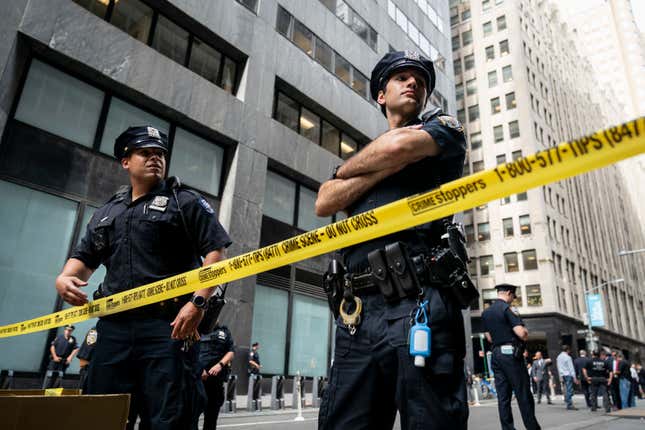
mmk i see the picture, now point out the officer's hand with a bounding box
[201,370,209,381]
[209,363,222,376]
[170,302,204,339]
[55,275,88,306]
[66,357,72,365]
[53,356,62,363]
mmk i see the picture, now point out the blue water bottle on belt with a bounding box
[409,300,431,367]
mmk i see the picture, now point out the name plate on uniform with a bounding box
[501,345,514,355]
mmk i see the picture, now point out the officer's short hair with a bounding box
[252,342,259,347]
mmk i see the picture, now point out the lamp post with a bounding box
[617,248,645,256]
[583,278,624,352]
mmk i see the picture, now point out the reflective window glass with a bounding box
[483,21,492,35]
[321,120,340,156]
[188,38,222,86]
[110,0,153,43]
[293,21,314,56]
[277,6,293,37]
[454,58,462,74]
[519,214,531,235]
[494,125,504,142]
[509,120,520,138]
[300,108,321,144]
[478,222,490,241]
[99,97,169,156]
[465,224,475,243]
[220,57,237,93]
[462,30,472,45]
[473,160,484,172]
[470,132,482,150]
[288,294,330,377]
[0,181,78,372]
[455,83,464,101]
[480,255,494,276]
[517,192,528,201]
[466,79,477,95]
[464,54,475,70]
[340,134,357,160]
[502,65,513,82]
[15,60,104,148]
[152,15,190,65]
[72,0,109,19]
[522,249,538,270]
[500,39,510,55]
[264,171,296,224]
[491,97,501,114]
[251,285,289,374]
[298,187,331,231]
[504,252,519,272]
[468,104,479,122]
[168,128,224,196]
[496,154,506,165]
[488,70,498,87]
[503,217,514,237]
[274,92,299,132]
[314,38,333,72]
[352,69,368,98]
[497,15,507,31]
[527,284,542,306]
[506,92,516,109]
[335,55,351,84]
[236,0,258,12]
[485,45,495,61]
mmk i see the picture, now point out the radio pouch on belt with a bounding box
[384,242,421,297]
[367,249,397,301]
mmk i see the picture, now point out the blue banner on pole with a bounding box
[586,294,605,327]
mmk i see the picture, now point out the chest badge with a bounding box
[86,329,97,345]
[149,196,169,212]
[217,330,226,340]
[437,115,464,132]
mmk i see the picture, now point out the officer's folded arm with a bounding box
[513,324,529,341]
[316,128,442,217]
[55,258,95,306]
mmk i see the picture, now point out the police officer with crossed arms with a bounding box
[54,126,231,430]
[316,50,473,429]
[482,284,541,430]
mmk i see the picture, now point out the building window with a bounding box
[314,38,333,72]
[517,192,528,201]
[0,180,79,372]
[502,65,513,82]
[512,287,522,307]
[288,294,330,376]
[335,55,351,84]
[109,0,153,43]
[236,0,259,13]
[454,58,462,74]
[519,215,531,235]
[504,252,519,272]
[494,125,504,142]
[496,154,506,165]
[483,21,493,36]
[500,195,510,205]
[488,70,498,87]
[509,120,520,138]
[466,79,477,96]
[483,289,497,308]
[151,15,190,65]
[168,128,225,197]
[274,92,300,132]
[462,30,473,46]
[491,97,501,114]
[452,35,460,51]
[522,249,538,270]
[468,259,478,277]
[388,0,441,56]
[298,187,331,230]
[455,83,464,101]
[264,171,297,224]
[457,109,466,124]
[451,13,460,27]
[477,222,490,241]
[299,108,321,144]
[485,45,495,61]
[465,224,475,243]
[480,255,494,276]
[251,285,289,374]
[277,5,293,36]
[505,92,516,109]
[468,104,480,122]
[482,0,491,11]
[461,9,471,20]
[464,54,475,71]
[293,21,314,55]
[503,218,514,237]
[470,132,482,150]
[188,38,222,85]
[496,15,507,31]
[512,150,522,160]
[526,284,542,306]
[14,60,104,148]
[499,39,510,55]
[340,134,358,160]
[319,0,377,50]
[473,160,484,173]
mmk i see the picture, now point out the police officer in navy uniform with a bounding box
[54,126,232,430]
[583,350,612,413]
[316,51,470,429]
[76,326,97,390]
[48,324,79,373]
[199,322,235,430]
[481,284,540,430]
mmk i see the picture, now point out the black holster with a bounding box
[323,259,345,319]
[368,242,421,302]
[426,247,479,308]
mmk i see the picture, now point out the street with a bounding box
[215,396,645,430]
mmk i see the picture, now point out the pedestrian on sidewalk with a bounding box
[583,350,612,413]
[574,350,592,408]
[557,345,578,410]
[531,351,552,405]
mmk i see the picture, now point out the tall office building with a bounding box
[0,0,456,386]
[450,0,645,367]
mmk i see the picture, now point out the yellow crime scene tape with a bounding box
[1,118,644,338]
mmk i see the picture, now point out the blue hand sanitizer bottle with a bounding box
[409,300,431,367]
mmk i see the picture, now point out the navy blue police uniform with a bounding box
[248,349,260,375]
[48,325,78,372]
[585,353,611,412]
[319,51,470,430]
[199,325,235,430]
[76,326,97,390]
[481,284,540,430]
[71,126,232,430]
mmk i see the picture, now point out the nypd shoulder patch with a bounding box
[437,115,464,132]
[199,198,214,214]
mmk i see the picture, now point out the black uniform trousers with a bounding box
[203,375,226,430]
[492,348,540,430]
[86,318,203,430]
[589,378,610,412]
[318,293,468,430]
[609,378,621,409]
[536,378,550,403]
[580,378,591,407]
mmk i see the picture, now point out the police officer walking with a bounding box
[583,350,613,413]
[199,321,235,430]
[316,51,473,429]
[54,126,232,430]
[48,324,79,373]
[481,284,541,430]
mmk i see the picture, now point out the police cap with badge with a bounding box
[370,50,436,104]
[114,126,168,159]
[495,283,518,295]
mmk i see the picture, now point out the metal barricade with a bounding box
[291,375,306,409]
[270,375,285,410]
[42,370,63,389]
[221,374,237,413]
[247,374,262,411]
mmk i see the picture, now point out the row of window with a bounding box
[277,6,370,101]
[469,250,539,278]
[387,0,445,70]
[465,215,531,243]
[73,0,241,94]
[319,0,377,51]
[411,0,447,35]
[15,59,226,197]
[273,90,361,159]
[481,284,542,309]
[235,0,259,13]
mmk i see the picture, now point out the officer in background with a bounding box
[54,126,232,430]
[316,51,472,429]
[482,284,540,430]
[248,342,261,375]
[199,321,235,430]
[574,350,591,408]
[76,326,97,390]
[583,350,612,413]
[48,324,79,373]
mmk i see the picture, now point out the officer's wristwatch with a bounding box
[190,294,207,310]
